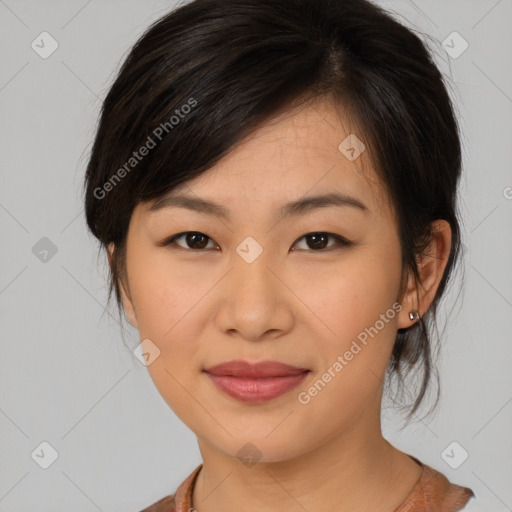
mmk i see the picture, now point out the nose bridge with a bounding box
[231,237,277,302]
[215,237,292,339]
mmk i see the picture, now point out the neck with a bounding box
[192,394,422,512]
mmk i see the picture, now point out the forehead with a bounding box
[143,97,393,220]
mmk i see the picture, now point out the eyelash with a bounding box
[161,231,354,252]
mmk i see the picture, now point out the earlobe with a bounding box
[107,243,115,268]
[119,278,139,329]
[396,268,421,330]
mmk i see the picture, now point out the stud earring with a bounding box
[409,310,420,322]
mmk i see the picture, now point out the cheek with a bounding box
[127,249,207,341]
[130,257,207,425]
[301,251,402,348]
[291,269,402,437]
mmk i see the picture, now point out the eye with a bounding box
[162,231,218,250]
[291,232,353,251]
[161,231,353,252]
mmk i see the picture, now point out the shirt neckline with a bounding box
[175,454,473,512]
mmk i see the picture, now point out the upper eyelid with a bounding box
[167,231,217,248]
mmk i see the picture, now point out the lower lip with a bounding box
[204,371,310,403]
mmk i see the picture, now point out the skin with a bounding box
[109,97,452,512]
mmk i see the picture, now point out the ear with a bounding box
[397,220,452,329]
[107,243,138,329]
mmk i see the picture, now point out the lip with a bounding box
[204,359,309,377]
[203,360,310,403]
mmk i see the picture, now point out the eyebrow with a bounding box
[147,191,369,220]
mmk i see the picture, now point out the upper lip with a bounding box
[203,360,309,378]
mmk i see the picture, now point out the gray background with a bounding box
[1,0,511,510]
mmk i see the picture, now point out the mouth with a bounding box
[202,359,311,403]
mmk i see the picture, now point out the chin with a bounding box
[210,434,307,466]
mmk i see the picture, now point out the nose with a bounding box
[213,248,295,342]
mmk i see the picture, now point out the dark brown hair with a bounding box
[83,0,464,419]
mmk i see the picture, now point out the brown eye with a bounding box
[163,232,217,250]
[292,232,352,251]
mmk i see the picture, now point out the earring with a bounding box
[409,310,420,322]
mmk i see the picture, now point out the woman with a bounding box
[83,0,475,510]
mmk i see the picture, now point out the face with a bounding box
[116,98,415,463]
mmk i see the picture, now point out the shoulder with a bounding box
[396,461,475,512]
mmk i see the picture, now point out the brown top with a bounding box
[139,457,474,512]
